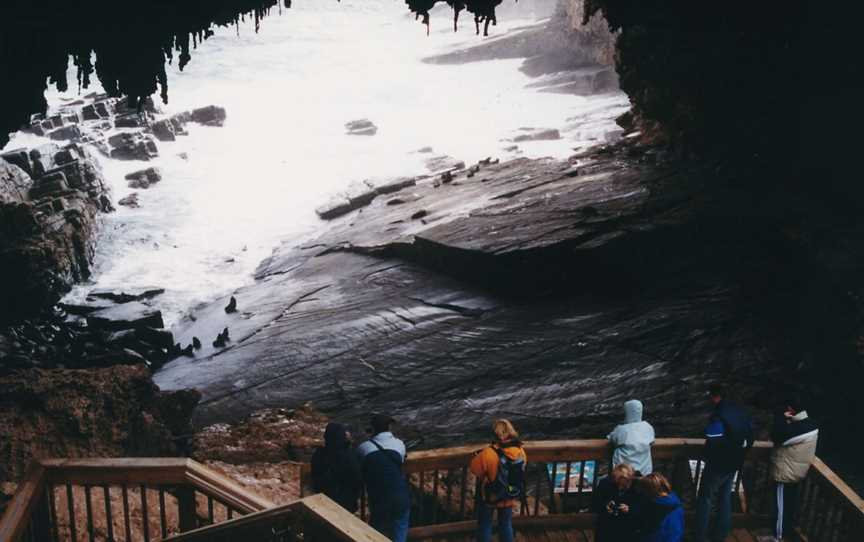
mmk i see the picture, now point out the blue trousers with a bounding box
[370,497,410,542]
[695,467,735,542]
[477,504,514,542]
[774,482,800,539]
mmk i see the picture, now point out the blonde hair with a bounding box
[610,463,636,482]
[492,419,519,442]
[636,472,672,498]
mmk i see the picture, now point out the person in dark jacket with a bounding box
[694,385,753,542]
[769,396,819,540]
[634,473,684,542]
[310,422,362,512]
[592,463,639,542]
[357,414,410,542]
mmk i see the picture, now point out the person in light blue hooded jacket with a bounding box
[608,399,655,475]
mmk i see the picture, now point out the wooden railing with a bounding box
[162,493,388,542]
[3,439,863,541]
[296,438,864,541]
[0,458,273,542]
[796,458,864,541]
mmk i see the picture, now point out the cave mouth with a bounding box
[1,0,519,148]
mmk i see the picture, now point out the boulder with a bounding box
[0,159,34,203]
[89,286,165,303]
[114,114,147,128]
[512,128,561,142]
[190,105,227,127]
[59,298,117,316]
[149,119,176,142]
[81,104,101,121]
[108,133,158,161]
[93,102,111,117]
[86,302,164,331]
[424,155,466,173]
[124,167,162,189]
[28,172,69,200]
[1,149,32,176]
[135,327,174,350]
[345,119,377,136]
[315,197,354,220]
[47,125,82,142]
[117,193,139,208]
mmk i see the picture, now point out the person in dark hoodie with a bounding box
[592,463,639,542]
[357,414,410,542]
[769,396,819,541]
[634,473,684,542]
[310,422,362,512]
[694,385,753,542]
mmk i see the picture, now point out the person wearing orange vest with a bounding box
[469,419,527,542]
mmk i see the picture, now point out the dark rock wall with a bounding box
[0,144,112,322]
[578,0,800,158]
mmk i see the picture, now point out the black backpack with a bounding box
[484,446,525,503]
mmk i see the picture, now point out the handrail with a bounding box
[163,494,389,542]
[402,438,773,472]
[2,439,861,542]
[0,464,46,542]
[811,457,864,516]
[0,457,273,542]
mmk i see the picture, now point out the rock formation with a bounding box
[0,143,112,322]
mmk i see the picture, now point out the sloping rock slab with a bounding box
[156,148,771,448]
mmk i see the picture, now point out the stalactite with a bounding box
[2,0,505,147]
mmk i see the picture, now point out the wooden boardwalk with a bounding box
[422,526,769,542]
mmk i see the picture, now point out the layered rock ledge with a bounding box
[155,138,864,458]
[0,143,112,322]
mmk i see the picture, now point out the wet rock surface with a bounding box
[150,142,824,453]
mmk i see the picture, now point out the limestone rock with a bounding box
[88,286,165,303]
[117,193,139,207]
[424,155,465,173]
[86,302,164,331]
[345,119,377,136]
[512,127,561,142]
[124,167,162,189]
[190,105,227,127]
[107,133,158,161]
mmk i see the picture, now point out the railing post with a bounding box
[176,486,197,532]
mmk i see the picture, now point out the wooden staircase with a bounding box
[3,439,863,541]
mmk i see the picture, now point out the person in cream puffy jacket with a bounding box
[770,398,819,540]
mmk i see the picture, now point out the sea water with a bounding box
[3,1,628,326]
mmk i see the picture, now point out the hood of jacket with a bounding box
[496,440,525,460]
[324,422,350,449]
[624,400,643,424]
[655,492,681,507]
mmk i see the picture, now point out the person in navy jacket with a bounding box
[694,385,753,542]
[357,414,410,542]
